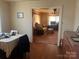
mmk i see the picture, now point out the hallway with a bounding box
[29,31,63,59]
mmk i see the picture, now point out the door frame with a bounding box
[32,6,63,46]
[57,7,63,46]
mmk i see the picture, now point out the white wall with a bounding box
[40,12,48,26]
[74,0,79,31]
[10,0,75,42]
[0,0,11,32]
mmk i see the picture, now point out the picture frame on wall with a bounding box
[17,12,24,18]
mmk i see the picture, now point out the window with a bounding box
[48,16,59,25]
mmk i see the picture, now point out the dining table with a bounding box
[0,34,24,57]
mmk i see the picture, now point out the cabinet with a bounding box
[62,31,79,59]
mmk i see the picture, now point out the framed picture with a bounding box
[17,12,24,18]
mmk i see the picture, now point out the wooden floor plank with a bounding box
[28,31,63,59]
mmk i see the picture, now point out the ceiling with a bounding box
[4,0,39,2]
[33,8,59,13]
[33,8,54,13]
[33,8,59,16]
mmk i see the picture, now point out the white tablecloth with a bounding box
[0,34,24,57]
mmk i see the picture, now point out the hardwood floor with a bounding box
[29,43,63,59]
[33,31,58,45]
[27,31,63,59]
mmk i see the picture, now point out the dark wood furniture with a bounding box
[62,31,79,59]
[9,35,30,59]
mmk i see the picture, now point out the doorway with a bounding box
[32,7,62,46]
